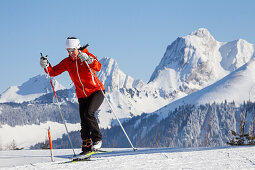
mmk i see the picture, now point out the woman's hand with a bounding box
[78,51,94,64]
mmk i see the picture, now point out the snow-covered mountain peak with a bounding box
[185,28,217,54]
[148,28,255,101]
[100,57,118,72]
[18,74,65,95]
[189,28,214,40]
[219,39,255,72]
[149,28,222,93]
[0,74,65,103]
[98,57,144,90]
[149,29,219,81]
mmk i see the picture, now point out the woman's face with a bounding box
[67,48,79,59]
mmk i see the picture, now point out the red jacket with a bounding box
[45,49,105,98]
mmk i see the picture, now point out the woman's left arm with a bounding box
[80,48,102,71]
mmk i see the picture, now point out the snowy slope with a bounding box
[153,57,255,121]
[0,122,80,149]
[1,146,255,169]
[0,74,65,103]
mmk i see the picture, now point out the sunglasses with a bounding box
[67,48,76,53]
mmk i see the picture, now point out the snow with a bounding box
[0,86,43,103]
[148,68,178,93]
[0,122,80,149]
[1,146,255,169]
[0,74,65,103]
[159,57,255,113]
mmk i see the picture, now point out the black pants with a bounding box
[78,90,104,142]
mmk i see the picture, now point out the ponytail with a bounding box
[79,44,89,51]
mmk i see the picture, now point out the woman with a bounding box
[40,37,105,155]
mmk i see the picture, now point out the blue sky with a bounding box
[0,0,255,93]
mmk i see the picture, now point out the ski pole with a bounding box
[83,59,137,152]
[40,53,77,157]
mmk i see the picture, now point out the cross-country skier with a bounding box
[40,37,105,155]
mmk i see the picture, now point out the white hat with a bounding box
[66,38,81,49]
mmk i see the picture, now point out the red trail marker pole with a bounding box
[48,127,54,162]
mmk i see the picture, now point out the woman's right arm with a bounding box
[45,59,67,77]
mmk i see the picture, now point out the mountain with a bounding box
[0,74,65,103]
[149,28,255,99]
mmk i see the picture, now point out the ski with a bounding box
[58,150,112,164]
[72,151,96,161]
[94,149,111,153]
[59,152,94,164]
[59,158,92,164]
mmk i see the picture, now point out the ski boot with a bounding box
[74,138,92,160]
[91,140,102,151]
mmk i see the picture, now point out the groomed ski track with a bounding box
[1,146,255,169]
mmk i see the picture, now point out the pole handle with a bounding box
[40,52,48,60]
